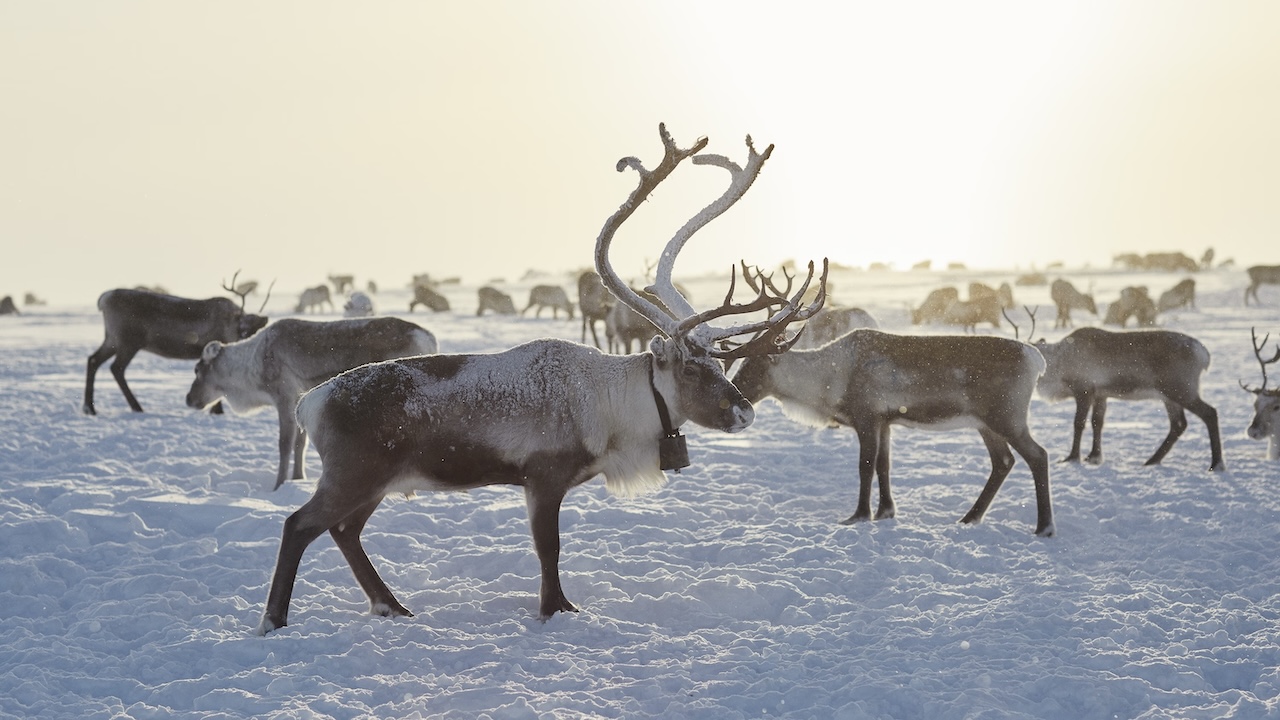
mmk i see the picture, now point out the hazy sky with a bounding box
[3,2,1279,304]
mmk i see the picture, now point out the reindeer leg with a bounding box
[1085,396,1107,464]
[1064,393,1091,462]
[963,427,1016,525]
[1181,398,1224,471]
[259,487,380,634]
[874,423,895,520]
[1144,401,1187,466]
[843,424,880,524]
[108,347,144,412]
[1008,428,1054,537]
[329,498,411,619]
[525,484,577,619]
[273,404,307,489]
[83,344,115,415]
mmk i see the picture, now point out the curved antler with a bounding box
[594,123,708,338]
[222,270,248,311]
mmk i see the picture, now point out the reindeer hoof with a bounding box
[1035,522,1056,538]
[840,513,871,525]
[371,601,413,618]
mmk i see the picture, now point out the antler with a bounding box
[594,123,825,350]
[1240,327,1280,394]
[257,278,276,315]
[699,259,829,360]
[1002,305,1039,342]
[222,270,249,311]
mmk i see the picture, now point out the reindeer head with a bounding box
[594,124,827,434]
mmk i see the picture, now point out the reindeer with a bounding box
[83,275,270,414]
[1050,279,1096,329]
[1103,286,1157,328]
[476,286,517,316]
[1241,328,1280,460]
[969,281,1015,309]
[732,329,1053,536]
[254,124,826,634]
[940,295,1003,332]
[911,287,960,325]
[186,317,437,490]
[792,306,878,349]
[342,291,375,318]
[578,270,614,348]
[523,285,575,319]
[0,296,18,315]
[295,285,333,314]
[1157,278,1196,312]
[1245,265,1280,306]
[605,288,662,353]
[1034,327,1224,471]
[409,283,450,312]
[328,274,355,294]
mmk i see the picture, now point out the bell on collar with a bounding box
[659,432,690,472]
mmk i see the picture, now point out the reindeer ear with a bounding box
[201,342,223,363]
[649,336,674,367]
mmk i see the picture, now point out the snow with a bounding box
[3,267,1279,719]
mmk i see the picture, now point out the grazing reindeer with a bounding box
[255,124,826,634]
[1034,327,1224,471]
[605,287,662,353]
[476,286,517,316]
[1245,265,1280,306]
[84,276,269,414]
[578,270,614,348]
[941,295,1003,332]
[1104,286,1157,328]
[1157,278,1196,312]
[295,285,333,314]
[911,287,960,325]
[969,281,1015,309]
[523,285,575,319]
[1241,328,1280,460]
[409,282,450,312]
[792,306,878,349]
[731,329,1054,536]
[342,291,376,318]
[186,317,437,490]
[1050,279,1097,329]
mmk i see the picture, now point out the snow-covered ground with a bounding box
[3,266,1279,719]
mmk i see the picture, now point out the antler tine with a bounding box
[222,269,247,311]
[257,278,276,315]
[701,258,830,360]
[594,123,710,338]
[1002,304,1039,342]
[1243,326,1280,393]
[647,134,775,327]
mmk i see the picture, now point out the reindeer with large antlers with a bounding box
[83,272,270,415]
[255,124,826,634]
[1242,328,1280,460]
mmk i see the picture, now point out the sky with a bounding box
[3,1,1279,304]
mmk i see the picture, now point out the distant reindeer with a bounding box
[1050,279,1096,329]
[328,275,355,294]
[605,288,661,353]
[731,329,1054,536]
[1241,328,1280,460]
[577,270,614,348]
[186,317,437,489]
[1034,327,1224,471]
[523,285,575,319]
[254,124,825,634]
[941,295,1003,333]
[476,286,517,316]
[234,280,259,296]
[1104,286,1157,328]
[968,281,1015,309]
[342,291,375,318]
[1157,278,1196,313]
[409,283,450,312]
[1244,265,1280,306]
[792,306,878,349]
[911,287,960,325]
[0,296,17,315]
[295,285,333,314]
[83,274,270,414]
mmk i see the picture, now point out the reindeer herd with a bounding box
[58,124,1280,636]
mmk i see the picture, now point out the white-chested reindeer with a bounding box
[1034,327,1224,471]
[731,329,1055,537]
[255,124,827,634]
[1241,327,1280,460]
[186,317,438,490]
